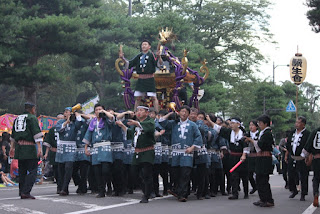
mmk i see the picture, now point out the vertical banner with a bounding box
[81,95,100,114]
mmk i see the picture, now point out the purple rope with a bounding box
[120,67,135,109]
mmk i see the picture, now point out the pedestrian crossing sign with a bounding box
[286,100,296,112]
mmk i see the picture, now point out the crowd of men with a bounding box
[6,39,320,209]
[7,100,320,209]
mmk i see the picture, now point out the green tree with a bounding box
[0,0,110,105]
[306,0,320,33]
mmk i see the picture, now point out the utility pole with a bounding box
[128,0,132,17]
[273,62,289,84]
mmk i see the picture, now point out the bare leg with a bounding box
[134,96,142,112]
[151,96,159,112]
[1,174,8,185]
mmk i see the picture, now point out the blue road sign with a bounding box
[286,100,296,112]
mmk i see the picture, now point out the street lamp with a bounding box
[273,62,289,84]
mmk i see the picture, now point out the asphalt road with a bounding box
[0,173,319,214]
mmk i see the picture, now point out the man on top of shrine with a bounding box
[119,39,163,112]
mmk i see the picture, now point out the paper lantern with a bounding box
[289,53,307,85]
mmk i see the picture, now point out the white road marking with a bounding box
[302,197,319,214]
[37,197,102,209]
[0,204,47,214]
[64,195,172,214]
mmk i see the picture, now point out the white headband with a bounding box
[137,106,149,110]
[230,119,240,124]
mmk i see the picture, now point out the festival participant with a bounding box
[119,39,163,112]
[159,105,203,202]
[72,112,93,195]
[43,113,64,193]
[301,125,320,207]
[285,116,310,201]
[10,102,43,199]
[208,116,249,200]
[246,120,259,195]
[193,111,210,200]
[55,107,82,196]
[116,110,136,194]
[246,115,275,207]
[206,114,228,197]
[116,105,156,203]
[149,107,166,197]
[279,130,290,189]
[83,104,115,198]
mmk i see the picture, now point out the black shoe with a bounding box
[210,192,217,197]
[221,192,228,196]
[168,190,178,198]
[244,194,249,199]
[140,196,149,203]
[56,190,61,194]
[163,190,168,196]
[59,191,69,196]
[253,200,263,206]
[106,189,112,196]
[259,202,274,207]
[228,195,238,200]
[155,193,163,197]
[21,194,36,199]
[289,191,298,199]
[150,192,156,199]
[128,189,133,194]
[205,195,211,199]
[178,197,187,202]
[250,188,257,194]
[96,193,105,198]
[300,195,306,201]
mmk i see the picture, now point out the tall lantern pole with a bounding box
[289,52,307,119]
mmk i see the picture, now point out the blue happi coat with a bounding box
[194,120,210,166]
[55,118,82,163]
[207,128,227,169]
[111,122,124,161]
[83,118,113,165]
[154,119,163,164]
[160,119,203,167]
[75,119,90,162]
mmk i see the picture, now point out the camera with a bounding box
[125,113,130,120]
[99,112,107,119]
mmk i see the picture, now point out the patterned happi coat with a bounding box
[194,120,210,166]
[75,119,90,162]
[207,128,227,169]
[83,118,113,165]
[55,118,81,163]
[160,119,203,167]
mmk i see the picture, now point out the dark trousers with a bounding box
[288,159,308,195]
[73,161,89,193]
[231,170,248,197]
[282,158,288,184]
[248,172,256,190]
[313,159,320,196]
[153,163,169,194]
[171,166,192,199]
[139,162,153,199]
[18,159,37,195]
[58,162,73,193]
[94,162,112,194]
[196,164,208,197]
[88,165,98,192]
[210,167,225,194]
[123,164,134,192]
[223,155,231,193]
[53,164,59,185]
[112,159,124,194]
[256,174,274,203]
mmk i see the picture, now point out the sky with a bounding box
[259,0,319,86]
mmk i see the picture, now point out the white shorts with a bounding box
[134,91,157,97]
